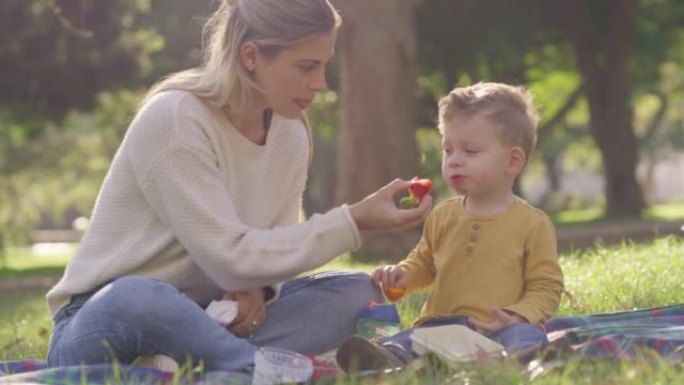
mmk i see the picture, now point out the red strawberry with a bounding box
[399,177,432,209]
[409,177,432,201]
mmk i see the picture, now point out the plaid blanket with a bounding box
[2,303,684,384]
[545,303,684,360]
[0,360,251,385]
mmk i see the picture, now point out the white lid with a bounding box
[410,325,504,363]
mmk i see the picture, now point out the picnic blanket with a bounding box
[2,303,684,384]
[544,302,684,361]
[0,360,253,385]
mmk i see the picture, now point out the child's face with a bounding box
[441,113,518,198]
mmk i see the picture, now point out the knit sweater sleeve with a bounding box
[136,100,361,292]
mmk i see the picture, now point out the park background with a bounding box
[1,1,684,383]
[2,0,684,263]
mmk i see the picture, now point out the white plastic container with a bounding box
[410,325,505,365]
[251,347,314,385]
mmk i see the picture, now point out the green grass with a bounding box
[0,288,52,360]
[644,202,684,221]
[553,201,684,225]
[0,244,72,278]
[2,237,684,383]
[559,236,684,314]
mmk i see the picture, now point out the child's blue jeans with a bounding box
[377,315,548,361]
[47,271,382,371]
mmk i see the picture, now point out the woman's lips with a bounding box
[295,99,312,109]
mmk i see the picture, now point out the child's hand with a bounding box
[371,265,407,299]
[469,307,527,335]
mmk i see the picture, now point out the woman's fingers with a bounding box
[394,195,433,231]
[350,178,432,232]
[225,290,267,337]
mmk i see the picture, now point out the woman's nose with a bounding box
[310,68,327,92]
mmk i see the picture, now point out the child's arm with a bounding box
[502,216,564,325]
[396,211,438,292]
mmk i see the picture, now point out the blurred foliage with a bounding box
[303,91,342,217]
[0,0,213,257]
[0,0,158,120]
[414,0,684,217]
[0,90,140,263]
[2,0,684,253]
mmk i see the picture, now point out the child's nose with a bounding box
[448,154,462,167]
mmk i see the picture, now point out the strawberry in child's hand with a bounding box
[398,177,432,209]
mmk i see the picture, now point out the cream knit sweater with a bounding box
[47,90,361,317]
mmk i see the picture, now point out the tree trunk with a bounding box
[303,133,337,217]
[558,0,645,217]
[337,0,421,261]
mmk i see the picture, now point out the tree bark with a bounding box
[558,0,645,216]
[337,0,421,261]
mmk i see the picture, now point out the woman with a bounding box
[46,0,431,372]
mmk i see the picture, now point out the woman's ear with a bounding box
[506,147,527,177]
[240,42,259,72]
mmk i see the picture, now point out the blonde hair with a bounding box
[143,0,340,114]
[437,82,539,158]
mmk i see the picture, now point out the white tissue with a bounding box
[206,299,239,326]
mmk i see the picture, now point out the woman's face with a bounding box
[248,31,336,119]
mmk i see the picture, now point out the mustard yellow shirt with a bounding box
[399,196,564,326]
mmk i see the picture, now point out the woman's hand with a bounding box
[225,289,267,337]
[349,178,432,232]
[469,307,527,335]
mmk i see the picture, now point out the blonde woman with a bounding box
[46,0,431,371]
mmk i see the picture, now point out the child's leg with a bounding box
[336,316,472,372]
[375,328,416,362]
[490,323,548,353]
[375,316,471,361]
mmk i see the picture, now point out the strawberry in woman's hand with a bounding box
[409,178,432,201]
[399,177,432,209]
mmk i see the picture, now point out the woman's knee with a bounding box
[89,276,182,321]
[322,270,383,307]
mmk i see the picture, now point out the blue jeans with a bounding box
[378,316,548,362]
[47,271,382,371]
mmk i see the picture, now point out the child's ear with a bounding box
[506,147,526,176]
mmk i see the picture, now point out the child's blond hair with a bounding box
[437,82,539,158]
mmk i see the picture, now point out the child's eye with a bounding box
[443,148,452,156]
[465,149,479,155]
[298,63,317,72]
